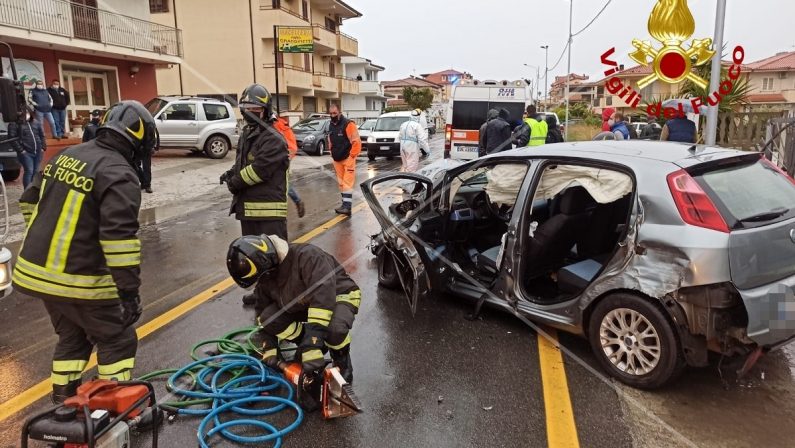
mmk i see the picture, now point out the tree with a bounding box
[403,87,434,111]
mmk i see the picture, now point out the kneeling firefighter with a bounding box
[13,100,156,403]
[226,235,359,388]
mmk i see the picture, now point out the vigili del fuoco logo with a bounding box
[599,0,745,118]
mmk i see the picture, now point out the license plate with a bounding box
[457,146,478,153]
[380,146,391,150]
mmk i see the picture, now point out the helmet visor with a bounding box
[227,248,260,288]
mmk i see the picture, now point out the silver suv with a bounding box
[145,97,239,159]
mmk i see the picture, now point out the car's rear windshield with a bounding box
[451,101,525,130]
[375,117,409,131]
[694,157,795,229]
[145,98,168,116]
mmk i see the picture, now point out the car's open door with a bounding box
[361,172,434,315]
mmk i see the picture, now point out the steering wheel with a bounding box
[485,193,514,222]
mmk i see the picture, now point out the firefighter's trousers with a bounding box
[42,300,138,387]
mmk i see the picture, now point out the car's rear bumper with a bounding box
[367,142,400,157]
[739,276,795,347]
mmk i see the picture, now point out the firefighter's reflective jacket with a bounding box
[13,135,142,303]
[255,243,360,325]
[228,124,289,220]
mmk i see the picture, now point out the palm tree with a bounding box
[677,58,752,113]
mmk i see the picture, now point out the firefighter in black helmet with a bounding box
[226,234,359,385]
[13,100,156,403]
[220,84,289,307]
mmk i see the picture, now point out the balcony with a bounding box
[339,77,359,95]
[258,2,309,27]
[312,72,337,94]
[358,80,385,97]
[0,0,182,61]
[337,32,358,56]
[312,24,336,55]
[262,63,313,93]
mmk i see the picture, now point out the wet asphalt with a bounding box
[2,136,795,447]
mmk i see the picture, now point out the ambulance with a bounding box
[445,79,532,160]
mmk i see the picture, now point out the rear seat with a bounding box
[557,259,603,294]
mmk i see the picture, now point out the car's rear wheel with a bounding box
[1,169,20,182]
[204,135,230,159]
[377,247,401,289]
[588,293,685,389]
[315,140,326,156]
[368,154,376,161]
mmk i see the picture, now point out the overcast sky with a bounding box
[343,0,795,88]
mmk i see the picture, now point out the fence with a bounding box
[0,0,182,57]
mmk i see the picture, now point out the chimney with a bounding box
[619,64,625,71]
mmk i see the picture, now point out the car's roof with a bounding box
[380,111,412,117]
[493,140,747,167]
[157,96,229,105]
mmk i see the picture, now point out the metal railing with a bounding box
[338,31,357,43]
[259,2,308,22]
[263,63,311,72]
[0,0,182,57]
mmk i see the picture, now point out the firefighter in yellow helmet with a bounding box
[14,100,156,403]
[227,234,359,385]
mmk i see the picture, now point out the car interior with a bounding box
[520,164,634,302]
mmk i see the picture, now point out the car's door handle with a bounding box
[188,122,198,126]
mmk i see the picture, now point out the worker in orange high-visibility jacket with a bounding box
[326,104,361,216]
[273,113,305,218]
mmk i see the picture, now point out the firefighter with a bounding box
[226,234,359,384]
[13,100,156,404]
[220,83,289,239]
[327,104,361,216]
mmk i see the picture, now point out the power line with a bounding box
[572,0,613,37]
[547,41,570,73]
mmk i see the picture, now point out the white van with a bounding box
[366,111,415,161]
[445,80,532,160]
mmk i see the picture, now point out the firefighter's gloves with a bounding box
[119,289,142,327]
[259,332,280,369]
[299,323,328,372]
[219,170,232,185]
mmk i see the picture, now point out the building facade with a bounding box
[150,0,363,119]
[420,68,471,101]
[340,56,386,122]
[0,0,181,127]
[745,51,795,112]
[381,77,444,108]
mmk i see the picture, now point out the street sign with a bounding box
[277,27,314,53]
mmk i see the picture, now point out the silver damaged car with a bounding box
[362,141,795,388]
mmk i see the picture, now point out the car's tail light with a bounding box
[667,169,729,233]
[444,124,452,151]
[760,156,795,186]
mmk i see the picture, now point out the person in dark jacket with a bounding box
[327,104,361,216]
[627,122,639,140]
[227,234,360,386]
[13,100,156,404]
[479,108,499,155]
[82,109,102,142]
[545,115,564,143]
[661,116,697,143]
[8,108,46,188]
[610,112,630,140]
[481,108,512,155]
[28,80,58,139]
[48,79,70,139]
[640,116,662,140]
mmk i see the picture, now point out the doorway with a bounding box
[63,70,110,122]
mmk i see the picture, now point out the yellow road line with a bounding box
[0,208,359,422]
[538,329,580,448]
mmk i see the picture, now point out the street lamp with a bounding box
[523,63,540,105]
[705,0,727,146]
[540,45,549,111]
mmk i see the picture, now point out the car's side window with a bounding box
[203,104,230,121]
[162,103,197,121]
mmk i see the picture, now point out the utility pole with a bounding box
[541,45,549,111]
[564,0,573,140]
[524,63,541,105]
[705,0,727,146]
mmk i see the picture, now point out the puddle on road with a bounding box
[138,199,224,227]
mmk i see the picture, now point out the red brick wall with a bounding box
[7,44,157,103]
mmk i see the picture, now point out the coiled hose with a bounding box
[136,326,303,447]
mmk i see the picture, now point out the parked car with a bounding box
[363,141,795,389]
[358,118,377,141]
[629,122,646,138]
[0,118,21,181]
[292,116,331,156]
[366,111,412,161]
[145,96,239,159]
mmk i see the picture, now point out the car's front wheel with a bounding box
[1,169,20,182]
[588,293,685,389]
[315,140,326,156]
[368,154,376,161]
[204,135,230,159]
[377,247,401,289]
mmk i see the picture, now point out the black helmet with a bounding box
[239,83,273,126]
[227,235,280,288]
[98,100,157,162]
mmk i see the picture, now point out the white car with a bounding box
[358,119,377,141]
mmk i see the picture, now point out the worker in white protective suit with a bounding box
[399,109,430,172]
